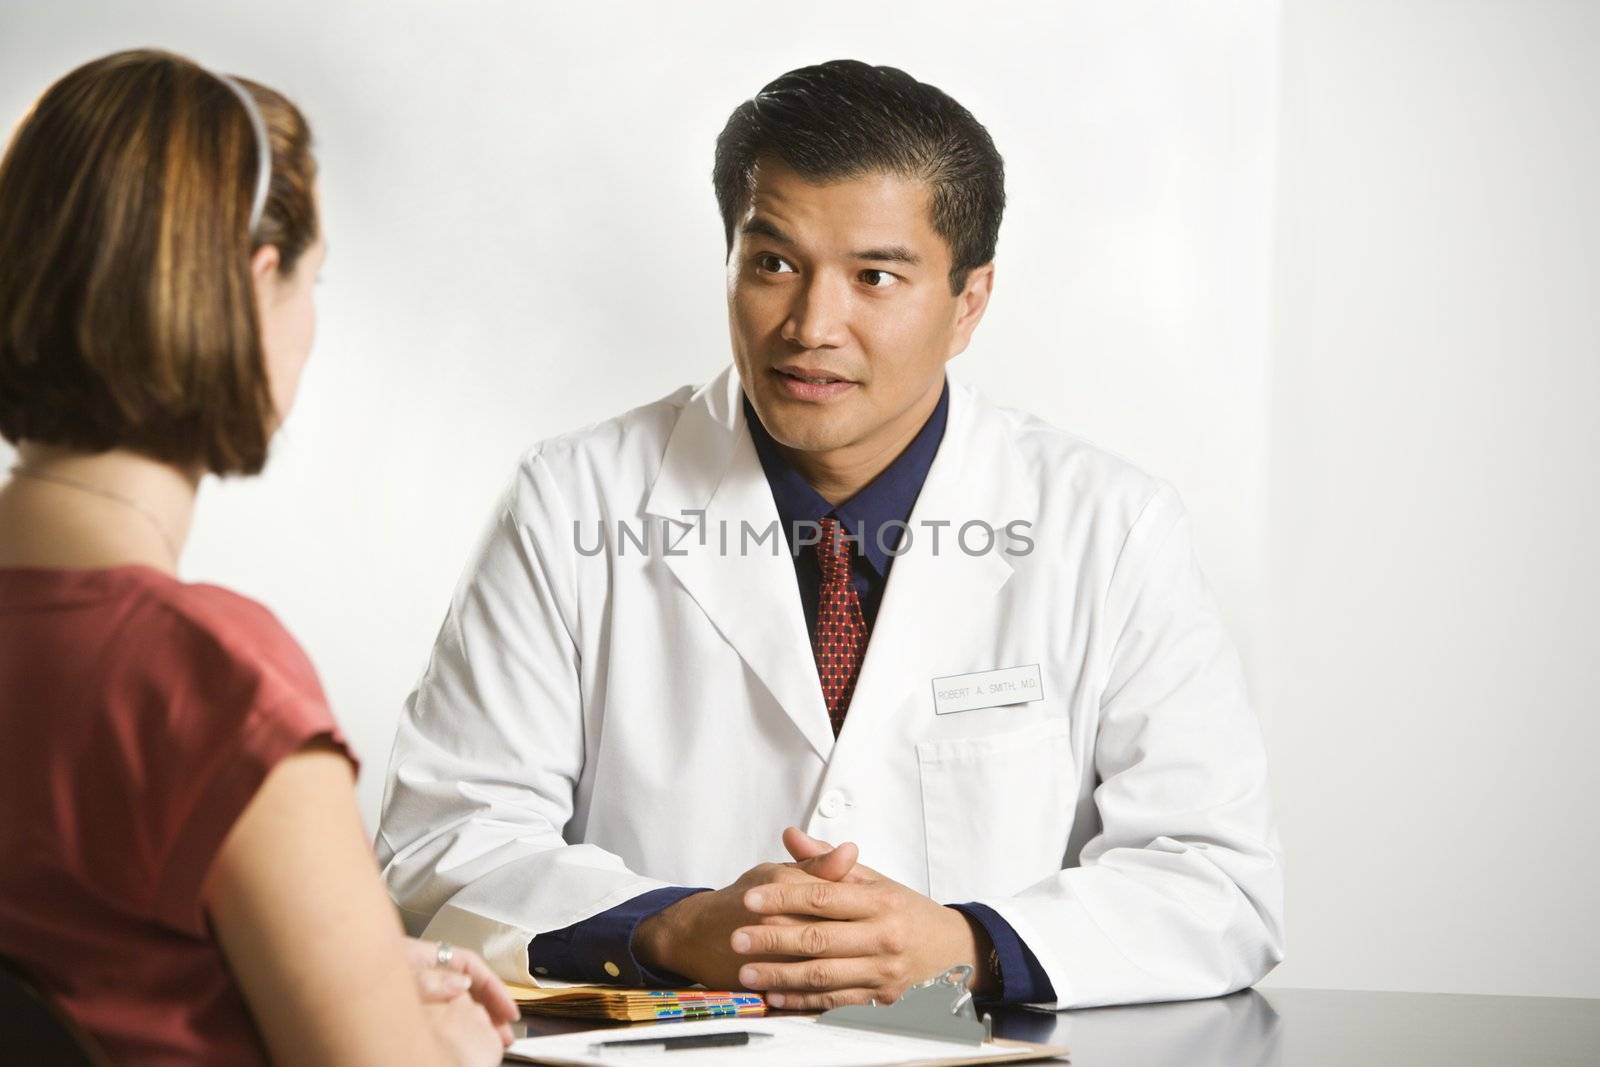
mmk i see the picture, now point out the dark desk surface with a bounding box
[508,987,1600,1066]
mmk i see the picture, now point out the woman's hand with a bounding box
[424,994,505,1067]
[405,938,519,1046]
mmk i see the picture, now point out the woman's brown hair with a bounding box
[0,49,318,475]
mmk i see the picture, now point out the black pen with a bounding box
[587,1030,775,1053]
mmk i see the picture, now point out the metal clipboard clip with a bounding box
[816,964,994,1046]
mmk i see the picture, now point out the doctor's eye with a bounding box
[858,269,900,288]
[756,253,797,275]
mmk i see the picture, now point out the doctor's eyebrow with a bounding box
[852,244,920,265]
[741,218,921,266]
[741,218,795,245]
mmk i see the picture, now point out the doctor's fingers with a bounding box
[784,841,860,884]
[765,987,881,1011]
[738,955,887,996]
[736,860,810,887]
[790,857,876,883]
[730,920,889,959]
[744,879,881,920]
[742,850,859,891]
[783,856,875,884]
[781,827,877,881]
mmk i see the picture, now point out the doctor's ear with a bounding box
[948,263,996,358]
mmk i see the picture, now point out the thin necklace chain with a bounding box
[9,464,182,564]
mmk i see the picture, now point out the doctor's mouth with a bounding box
[572,516,1037,558]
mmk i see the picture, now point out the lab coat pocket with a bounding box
[916,717,1077,903]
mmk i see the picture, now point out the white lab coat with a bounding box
[376,366,1285,1009]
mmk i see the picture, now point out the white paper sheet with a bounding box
[505,1015,1016,1067]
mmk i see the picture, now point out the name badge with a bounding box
[931,664,1044,715]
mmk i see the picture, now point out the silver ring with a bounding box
[435,941,455,968]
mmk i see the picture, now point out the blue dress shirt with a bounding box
[744,386,947,629]
[529,380,1056,1005]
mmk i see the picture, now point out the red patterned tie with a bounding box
[813,517,869,735]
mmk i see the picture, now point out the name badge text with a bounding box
[931,664,1044,715]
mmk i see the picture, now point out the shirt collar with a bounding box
[744,380,950,576]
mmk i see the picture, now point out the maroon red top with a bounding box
[0,564,355,1064]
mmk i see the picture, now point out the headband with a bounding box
[213,72,271,237]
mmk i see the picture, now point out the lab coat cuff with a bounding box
[528,885,708,986]
[950,902,1058,1006]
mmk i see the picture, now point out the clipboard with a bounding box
[504,966,1068,1066]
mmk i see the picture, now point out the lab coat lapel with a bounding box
[645,368,836,763]
[837,381,1032,743]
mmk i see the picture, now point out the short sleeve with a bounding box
[152,694,356,935]
[113,584,358,936]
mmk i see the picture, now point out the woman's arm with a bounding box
[205,742,504,1066]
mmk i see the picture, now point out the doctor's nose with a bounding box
[781,276,851,351]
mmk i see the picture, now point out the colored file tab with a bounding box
[503,983,767,1023]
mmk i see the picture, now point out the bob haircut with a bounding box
[0,49,318,476]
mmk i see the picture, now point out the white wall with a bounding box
[0,0,1279,833]
[1263,0,1600,998]
[18,0,1592,1002]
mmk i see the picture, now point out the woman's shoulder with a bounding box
[0,563,355,934]
[1,561,325,712]
[121,570,358,932]
[115,566,329,716]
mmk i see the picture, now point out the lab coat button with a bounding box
[819,789,849,818]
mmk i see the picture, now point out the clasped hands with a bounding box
[634,826,995,1010]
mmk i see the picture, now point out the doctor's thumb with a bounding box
[782,825,834,861]
[780,831,832,863]
[800,840,859,882]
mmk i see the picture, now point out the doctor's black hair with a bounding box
[713,59,1005,295]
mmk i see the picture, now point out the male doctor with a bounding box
[377,60,1284,1010]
